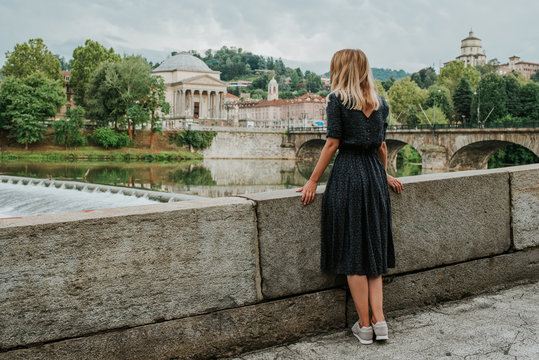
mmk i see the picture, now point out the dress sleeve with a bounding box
[326,93,343,139]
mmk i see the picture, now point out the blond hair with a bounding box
[329,49,379,111]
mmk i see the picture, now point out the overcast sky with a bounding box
[0,0,537,74]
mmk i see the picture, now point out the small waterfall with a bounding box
[0,176,202,218]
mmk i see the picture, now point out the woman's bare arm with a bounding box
[377,141,403,194]
[297,137,340,205]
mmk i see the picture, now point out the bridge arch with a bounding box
[386,139,423,172]
[296,139,326,159]
[449,140,539,169]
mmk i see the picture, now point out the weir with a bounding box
[0,175,202,218]
[0,164,537,359]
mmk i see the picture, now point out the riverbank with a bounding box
[0,148,202,162]
[0,131,202,162]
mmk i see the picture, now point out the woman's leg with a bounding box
[367,275,385,323]
[347,275,370,327]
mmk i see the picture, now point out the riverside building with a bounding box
[152,52,227,129]
[226,78,327,128]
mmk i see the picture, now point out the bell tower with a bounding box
[267,77,279,101]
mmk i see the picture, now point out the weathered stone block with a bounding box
[346,248,539,326]
[243,189,344,300]
[0,198,259,350]
[508,164,539,250]
[389,170,511,275]
[0,289,346,360]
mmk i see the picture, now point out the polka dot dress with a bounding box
[321,93,395,275]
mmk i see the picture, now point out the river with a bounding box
[0,159,421,198]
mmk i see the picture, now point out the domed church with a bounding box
[152,52,227,128]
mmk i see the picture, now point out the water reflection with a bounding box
[0,157,422,198]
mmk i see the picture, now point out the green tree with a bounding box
[475,58,500,76]
[139,75,169,148]
[70,39,121,108]
[382,76,395,91]
[305,71,322,92]
[85,56,169,140]
[471,73,507,124]
[452,77,473,124]
[0,73,65,149]
[388,78,428,125]
[531,72,539,83]
[419,106,449,125]
[424,85,453,120]
[519,82,539,120]
[2,38,62,81]
[85,62,122,128]
[504,74,522,117]
[52,106,86,149]
[411,67,437,89]
[54,54,71,71]
[488,144,538,168]
[375,80,387,99]
[438,61,481,95]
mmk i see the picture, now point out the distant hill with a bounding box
[323,68,409,81]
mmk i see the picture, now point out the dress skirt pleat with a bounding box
[321,150,395,275]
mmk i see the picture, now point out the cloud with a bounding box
[1,0,538,73]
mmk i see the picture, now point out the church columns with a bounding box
[212,91,217,119]
[216,92,222,119]
[190,89,195,118]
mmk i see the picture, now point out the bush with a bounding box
[93,127,131,149]
[170,130,217,150]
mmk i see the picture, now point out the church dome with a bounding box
[269,77,278,85]
[153,52,212,73]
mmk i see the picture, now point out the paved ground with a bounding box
[223,281,539,360]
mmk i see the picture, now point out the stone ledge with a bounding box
[508,165,539,250]
[244,167,515,299]
[0,198,259,349]
[0,196,254,228]
[0,289,346,360]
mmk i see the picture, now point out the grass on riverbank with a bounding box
[0,149,202,162]
[0,131,203,162]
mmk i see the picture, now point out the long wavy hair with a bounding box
[329,49,379,111]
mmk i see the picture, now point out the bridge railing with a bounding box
[387,119,539,130]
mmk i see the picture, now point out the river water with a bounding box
[0,159,421,197]
[0,159,421,217]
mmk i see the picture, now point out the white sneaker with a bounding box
[372,321,389,340]
[352,321,373,344]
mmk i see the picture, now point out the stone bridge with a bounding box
[289,128,539,170]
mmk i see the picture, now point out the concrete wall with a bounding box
[200,131,295,159]
[1,164,538,359]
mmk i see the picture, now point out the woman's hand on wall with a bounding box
[387,175,403,194]
[297,179,318,205]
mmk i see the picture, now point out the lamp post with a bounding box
[432,89,441,128]
[474,89,480,128]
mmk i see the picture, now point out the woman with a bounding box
[297,49,403,345]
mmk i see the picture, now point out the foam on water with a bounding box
[0,181,161,218]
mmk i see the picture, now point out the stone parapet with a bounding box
[0,198,259,350]
[508,164,539,249]
[0,164,537,359]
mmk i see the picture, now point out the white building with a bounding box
[152,52,228,128]
[444,30,487,68]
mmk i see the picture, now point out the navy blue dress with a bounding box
[321,93,395,275]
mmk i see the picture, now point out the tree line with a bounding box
[0,38,169,150]
[179,46,408,100]
[383,60,539,128]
